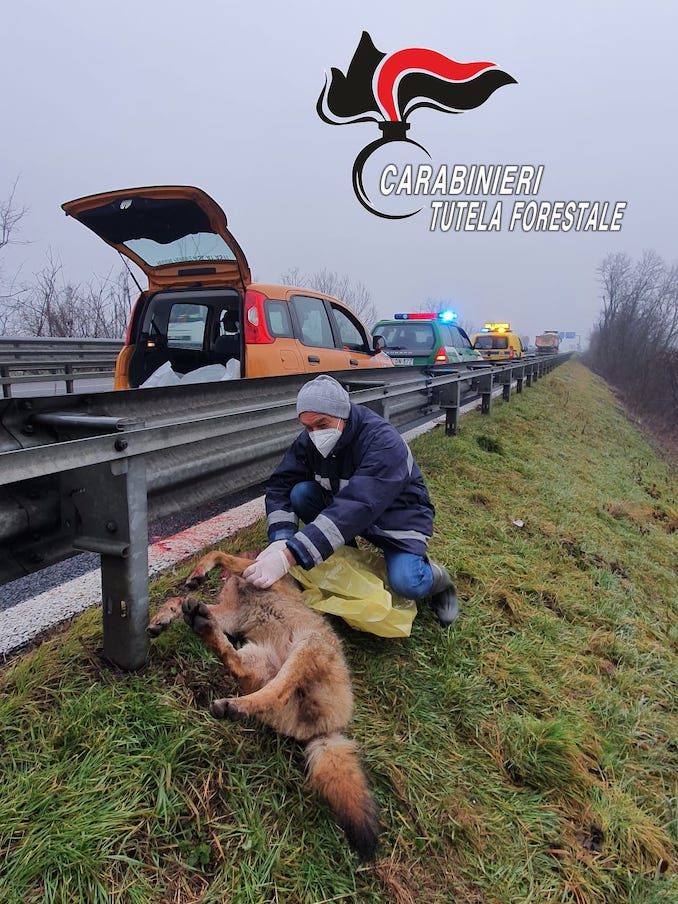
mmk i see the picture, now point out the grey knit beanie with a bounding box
[296,375,351,418]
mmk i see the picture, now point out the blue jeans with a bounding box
[289,480,434,600]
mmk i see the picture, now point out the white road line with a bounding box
[0,496,265,657]
[0,386,508,657]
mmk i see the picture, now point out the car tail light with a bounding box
[244,290,274,344]
[434,347,447,363]
[509,347,515,358]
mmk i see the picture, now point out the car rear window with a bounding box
[443,325,472,349]
[166,303,208,349]
[377,323,435,350]
[265,300,294,338]
[125,233,237,267]
[474,335,508,349]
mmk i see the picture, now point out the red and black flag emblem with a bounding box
[318,32,516,217]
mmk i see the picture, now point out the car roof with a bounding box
[473,330,520,336]
[248,282,323,297]
[374,318,442,326]
[249,283,361,315]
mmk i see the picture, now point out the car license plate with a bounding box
[391,357,414,366]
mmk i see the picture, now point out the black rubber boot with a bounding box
[429,561,460,627]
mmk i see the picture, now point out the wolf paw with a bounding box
[210,697,246,721]
[184,571,205,590]
[182,597,213,635]
[147,597,183,636]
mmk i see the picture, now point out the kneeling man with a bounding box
[244,375,459,626]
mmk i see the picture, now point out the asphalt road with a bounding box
[8,377,113,397]
[0,481,267,614]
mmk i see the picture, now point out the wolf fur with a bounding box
[148,549,380,860]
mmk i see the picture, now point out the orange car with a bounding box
[62,186,392,388]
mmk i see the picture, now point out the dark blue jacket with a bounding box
[265,403,435,569]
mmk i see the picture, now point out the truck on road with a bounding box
[535,331,560,355]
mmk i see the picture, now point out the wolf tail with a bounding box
[304,733,380,860]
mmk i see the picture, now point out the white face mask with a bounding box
[309,419,342,457]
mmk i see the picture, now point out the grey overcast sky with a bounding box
[1,0,676,342]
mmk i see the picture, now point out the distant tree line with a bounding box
[586,251,678,439]
[0,186,134,339]
[5,252,134,339]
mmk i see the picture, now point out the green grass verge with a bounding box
[1,360,676,903]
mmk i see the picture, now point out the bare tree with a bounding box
[417,298,454,314]
[280,267,377,327]
[587,250,678,438]
[14,253,135,338]
[77,268,135,338]
[104,268,135,338]
[1,180,135,338]
[0,179,28,333]
[0,179,26,254]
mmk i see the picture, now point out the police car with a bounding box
[371,311,484,367]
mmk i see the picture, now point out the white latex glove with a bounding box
[243,549,291,588]
[256,539,290,560]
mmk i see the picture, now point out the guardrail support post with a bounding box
[516,365,525,394]
[1,365,11,399]
[480,372,493,415]
[501,369,512,402]
[442,381,461,436]
[61,438,149,671]
[375,396,391,422]
[64,363,74,394]
[526,363,534,387]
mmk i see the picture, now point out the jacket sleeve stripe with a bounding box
[293,531,324,566]
[313,513,345,551]
[267,510,299,527]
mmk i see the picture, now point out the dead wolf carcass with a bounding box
[148,549,381,860]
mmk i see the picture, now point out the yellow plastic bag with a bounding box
[289,546,418,638]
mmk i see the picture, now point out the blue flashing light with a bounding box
[438,310,458,323]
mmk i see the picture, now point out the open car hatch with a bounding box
[62,186,251,291]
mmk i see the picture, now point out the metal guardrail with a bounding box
[0,337,122,397]
[0,353,569,668]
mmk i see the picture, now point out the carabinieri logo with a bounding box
[317,32,517,219]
